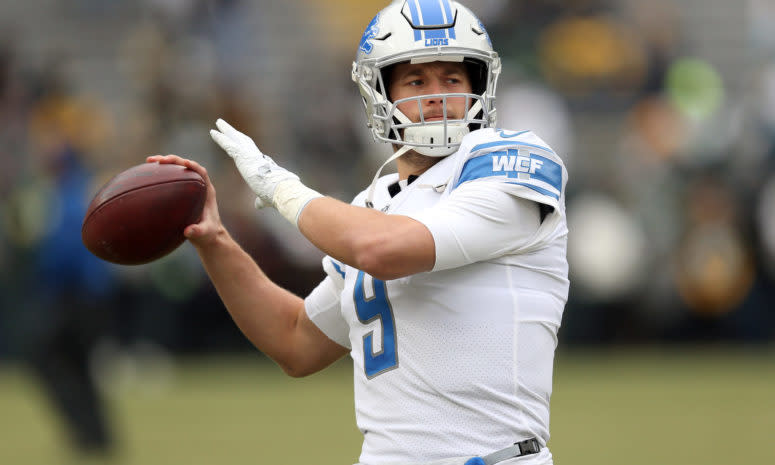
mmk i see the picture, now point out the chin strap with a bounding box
[365,145,412,209]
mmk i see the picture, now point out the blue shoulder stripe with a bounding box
[454,149,563,200]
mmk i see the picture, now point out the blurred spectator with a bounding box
[0,52,121,459]
[674,175,754,317]
[23,146,118,460]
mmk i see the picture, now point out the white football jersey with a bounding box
[305,128,569,464]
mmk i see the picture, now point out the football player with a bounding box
[149,1,569,464]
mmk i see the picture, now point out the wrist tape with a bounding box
[271,179,323,227]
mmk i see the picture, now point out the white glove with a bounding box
[210,118,322,226]
[210,118,296,209]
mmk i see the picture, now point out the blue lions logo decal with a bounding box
[359,13,380,54]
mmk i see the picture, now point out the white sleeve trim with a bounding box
[304,277,350,349]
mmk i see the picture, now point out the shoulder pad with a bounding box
[450,128,567,207]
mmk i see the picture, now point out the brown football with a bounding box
[82,162,206,265]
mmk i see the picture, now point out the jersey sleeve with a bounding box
[407,180,543,271]
[408,129,568,271]
[304,256,350,348]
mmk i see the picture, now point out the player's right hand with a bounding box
[145,154,224,247]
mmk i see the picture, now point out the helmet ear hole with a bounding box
[464,58,487,95]
[380,64,398,101]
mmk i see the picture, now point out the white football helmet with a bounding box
[352,0,501,157]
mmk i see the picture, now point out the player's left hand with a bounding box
[210,118,299,209]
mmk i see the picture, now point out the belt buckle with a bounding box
[481,437,541,465]
[516,438,540,456]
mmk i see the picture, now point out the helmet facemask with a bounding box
[355,55,498,157]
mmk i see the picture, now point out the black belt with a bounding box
[471,438,541,465]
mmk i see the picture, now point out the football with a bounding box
[82,162,207,265]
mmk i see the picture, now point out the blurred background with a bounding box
[0,0,774,464]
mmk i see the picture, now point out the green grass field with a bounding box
[1,347,773,465]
